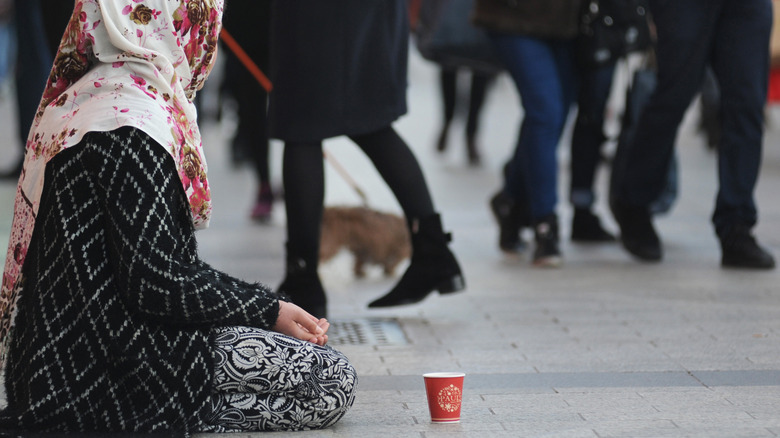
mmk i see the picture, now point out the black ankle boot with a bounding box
[368,214,465,308]
[571,208,616,242]
[489,190,530,254]
[276,255,328,318]
[719,225,775,270]
[532,214,562,267]
[612,201,662,261]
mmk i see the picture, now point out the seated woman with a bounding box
[0,0,357,435]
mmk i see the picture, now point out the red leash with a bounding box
[219,28,369,205]
[220,28,273,93]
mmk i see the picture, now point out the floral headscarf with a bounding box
[0,0,224,364]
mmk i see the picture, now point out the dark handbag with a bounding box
[414,0,504,74]
[577,0,652,68]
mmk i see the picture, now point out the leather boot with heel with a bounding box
[276,251,328,319]
[368,214,465,308]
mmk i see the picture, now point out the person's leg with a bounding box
[698,66,721,149]
[710,0,774,268]
[205,326,357,432]
[277,142,328,317]
[570,62,616,242]
[436,67,458,152]
[488,33,575,266]
[613,0,721,261]
[349,126,464,308]
[464,71,492,165]
[489,34,572,221]
[248,102,274,221]
[350,126,434,219]
[4,0,50,179]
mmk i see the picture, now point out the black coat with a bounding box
[269,0,409,142]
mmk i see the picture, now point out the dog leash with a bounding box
[220,29,273,92]
[219,28,370,206]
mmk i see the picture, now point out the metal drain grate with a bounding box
[328,318,408,346]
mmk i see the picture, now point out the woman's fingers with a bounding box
[275,301,329,345]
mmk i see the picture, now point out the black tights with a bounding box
[440,68,492,138]
[283,126,435,259]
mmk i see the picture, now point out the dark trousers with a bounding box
[616,0,771,236]
[570,62,616,209]
[14,0,51,144]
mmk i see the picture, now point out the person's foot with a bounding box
[489,191,527,254]
[720,226,775,269]
[612,202,662,261]
[532,215,561,267]
[250,185,274,222]
[571,208,616,242]
[368,214,465,308]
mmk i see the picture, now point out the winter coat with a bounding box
[471,0,583,40]
[269,0,409,142]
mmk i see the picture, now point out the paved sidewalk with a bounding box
[2,50,780,437]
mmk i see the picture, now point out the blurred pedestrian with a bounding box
[0,0,70,180]
[0,0,12,89]
[569,0,653,242]
[413,0,502,166]
[0,0,49,179]
[568,61,618,242]
[0,1,356,434]
[611,0,775,269]
[434,67,494,166]
[473,0,581,266]
[220,0,276,221]
[270,0,465,317]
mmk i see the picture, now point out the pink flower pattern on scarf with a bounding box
[0,0,224,364]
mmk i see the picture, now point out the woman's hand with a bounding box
[272,300,330,346]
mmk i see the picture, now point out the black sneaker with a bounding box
[612,201,662,261]
[571,208,616,242]
[720,226,775,270]
[489,191,527,254]
[533,215,562,267]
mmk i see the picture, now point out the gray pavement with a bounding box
[2,50,780,437]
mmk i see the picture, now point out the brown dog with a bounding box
[320,206,411,278]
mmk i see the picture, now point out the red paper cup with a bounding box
[423,372,465,423]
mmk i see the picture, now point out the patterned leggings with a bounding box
[201,326,358,432]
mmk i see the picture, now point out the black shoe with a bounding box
[612,202,662,261]
[489,191,529,254]
[277,256,327,318]
[532,215,562,267]
[368,214,465,308]
[571,208,616,242]
[720,226,775,270]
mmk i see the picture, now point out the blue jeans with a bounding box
[488,32,577,220]
[615,0,771,236]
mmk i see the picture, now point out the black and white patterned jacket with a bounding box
[0,128,279,436]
